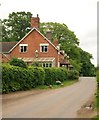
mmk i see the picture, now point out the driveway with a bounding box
[2,77,96,118]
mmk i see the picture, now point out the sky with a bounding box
[0,0,97,66]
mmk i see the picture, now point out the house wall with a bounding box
[9,30,59,67]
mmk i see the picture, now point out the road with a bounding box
[2,77,96,118]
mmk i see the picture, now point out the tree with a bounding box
[40,22,79,45]
[40,22,96,75]
[79,49,96,76]
[40,22,82,71]
[2,12,32,42]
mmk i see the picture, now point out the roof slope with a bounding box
[0,28,59,53]
[0,42,17,53]
[9,28,59,53]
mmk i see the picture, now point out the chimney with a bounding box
[31,14,40,30]
[53,38,58,47]
[46,31,52,41]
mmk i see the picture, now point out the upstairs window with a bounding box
[19,44,28,53]
[40,44,49,52]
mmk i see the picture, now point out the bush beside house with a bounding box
[9,57,27,68]
[2,64,79,93]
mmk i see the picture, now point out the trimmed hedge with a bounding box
[2,64,79,93]
[2,64,45,93]
[44,67,68,85]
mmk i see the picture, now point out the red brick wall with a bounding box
[9,30,60,66]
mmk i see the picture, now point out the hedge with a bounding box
[2,64,79,93]
[44,67,68,85]
[2,64,45,93]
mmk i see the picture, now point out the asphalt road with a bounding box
[2,77,96,118]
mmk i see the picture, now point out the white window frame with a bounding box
[42,62,52,67]
[40,44,49,52]
[19,44,28,53]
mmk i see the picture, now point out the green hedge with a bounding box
[44,67,68,85]
[2,64,79,93]
[2,64,45,93]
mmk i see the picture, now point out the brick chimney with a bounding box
[31,14,40,30]
[46,31,52,41]
[53,38,58,47]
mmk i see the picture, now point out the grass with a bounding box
[35,79,78,90]
[93,70,99,119]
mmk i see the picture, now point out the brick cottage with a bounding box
[0,15,73,69]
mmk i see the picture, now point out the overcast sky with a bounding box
[0,0,97,66]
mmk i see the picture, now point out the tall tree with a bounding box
[40,22,82,71]
[40,22,95,75]
[2,12,32,42]
[79,49,96,76]
[40,22,79,45]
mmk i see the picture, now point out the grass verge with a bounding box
[35,79,78,90]
[93,70,99,119]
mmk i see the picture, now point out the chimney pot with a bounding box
[53,38,58,47]
[31,14,40,30]
[37,14,39,17]
[46,31,52,41]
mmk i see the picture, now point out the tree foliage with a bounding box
[40,22,96,75]
[40,22,79,45]
[79,49,96,76]
[2,11,32,42]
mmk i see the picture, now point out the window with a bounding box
[42,63,52,67]
[40,44,49,52]
[19,44,28,53]
[41,46,48,52]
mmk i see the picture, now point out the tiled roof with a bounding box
[0,42,17,53]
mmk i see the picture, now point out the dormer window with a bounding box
[40,44,49,52]
[19,44,28,53]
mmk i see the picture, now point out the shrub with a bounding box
[9,82,21,92]
[44,67,68,85]
[2,63,79,93]
[9,57,27,68]
[2,64,45,93]
[59,68,68,81]
[43,68,54,85]
[67,70,79,80]
[2,64,25,93]
[32,62,42,67]
[28,66,45,87]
